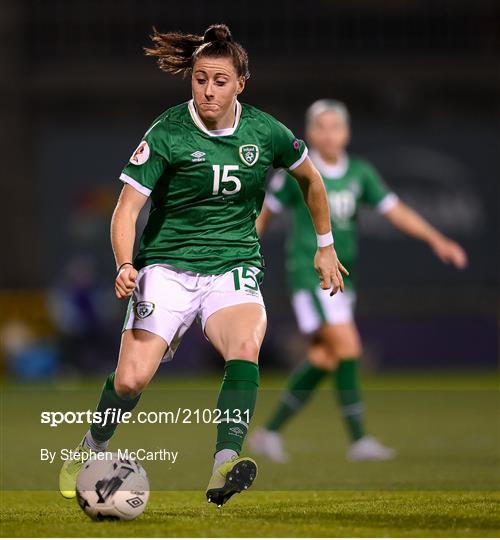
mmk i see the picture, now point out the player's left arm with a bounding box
[269,114,347,293]
[290,157,349,294]
[383,201,468,269]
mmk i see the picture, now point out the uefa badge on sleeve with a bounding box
[129,141,150,165]
[239,144,259,166]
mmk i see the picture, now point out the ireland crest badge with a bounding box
[239,144,259,166]
[134,301,155,319]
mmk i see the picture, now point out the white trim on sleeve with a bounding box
[377,192,399,214]
[287,146,309,171]
[264,192,284,214]
[119,173,152,197]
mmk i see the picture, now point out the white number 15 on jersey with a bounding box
[212,165,241,195]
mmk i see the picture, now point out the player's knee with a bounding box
[114,373,147,399]
[309,345,336,371]
[229,338,260,362]
[336,343,363,358]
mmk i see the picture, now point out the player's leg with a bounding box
[203,302,266,505]
[206,301,266,453]
[200,266,267,505]
[86,329,168,447]
[249,340,334,461]
[59,264,196,498]
[59,329,167,498]
[249,287,336,461]
[318,318,395,461]
[317,321,365,442]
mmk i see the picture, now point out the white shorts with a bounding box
[291,287,356,334]
[123,264,265,362]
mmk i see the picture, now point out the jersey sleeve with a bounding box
[264,171,298,213]
[268,115,308,171]
[360,160,399,214]
[119,120,169,197]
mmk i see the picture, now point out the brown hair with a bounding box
[144,24,250,79]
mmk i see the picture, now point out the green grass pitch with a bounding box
[1,372,498,537]
[2,490,499,537]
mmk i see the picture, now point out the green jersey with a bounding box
[120,100,307,275]
[266,150,397,291]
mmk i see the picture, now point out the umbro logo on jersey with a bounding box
[191,151,206,162]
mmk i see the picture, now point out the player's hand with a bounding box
[314,245,349,296]
[115,265,138,299]
[431,237,468,269]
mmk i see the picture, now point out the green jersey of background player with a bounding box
[249,99,468,463]
[58,26,348,507]
[263,148,393,294]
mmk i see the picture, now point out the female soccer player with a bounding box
[58,26,347,506]
[249,99,468,462]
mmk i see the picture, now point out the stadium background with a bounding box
[0,0,498,377]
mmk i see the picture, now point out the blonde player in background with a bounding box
[250,100,467,462]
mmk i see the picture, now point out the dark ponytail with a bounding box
[144,23,249,79]
[202,24,233,43]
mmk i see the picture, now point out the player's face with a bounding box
[192,57,245,123]
[306,111,350,160]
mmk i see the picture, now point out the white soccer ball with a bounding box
[76,453,150,521]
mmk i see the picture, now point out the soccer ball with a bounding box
[76,453,150,521]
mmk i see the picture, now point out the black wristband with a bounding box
[117,262,133,273]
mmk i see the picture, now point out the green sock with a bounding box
[90,372,141,443]
[265,361,327,432]
[215,360,260,454]
[334,358,365,442]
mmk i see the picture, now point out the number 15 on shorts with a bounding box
[231,267,259,292]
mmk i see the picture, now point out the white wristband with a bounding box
[317,231,334,248]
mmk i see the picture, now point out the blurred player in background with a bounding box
[249,99,468,462]
[58,27,347,506]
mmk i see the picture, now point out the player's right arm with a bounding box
[113,120,168,299]
[111,185,149,299]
